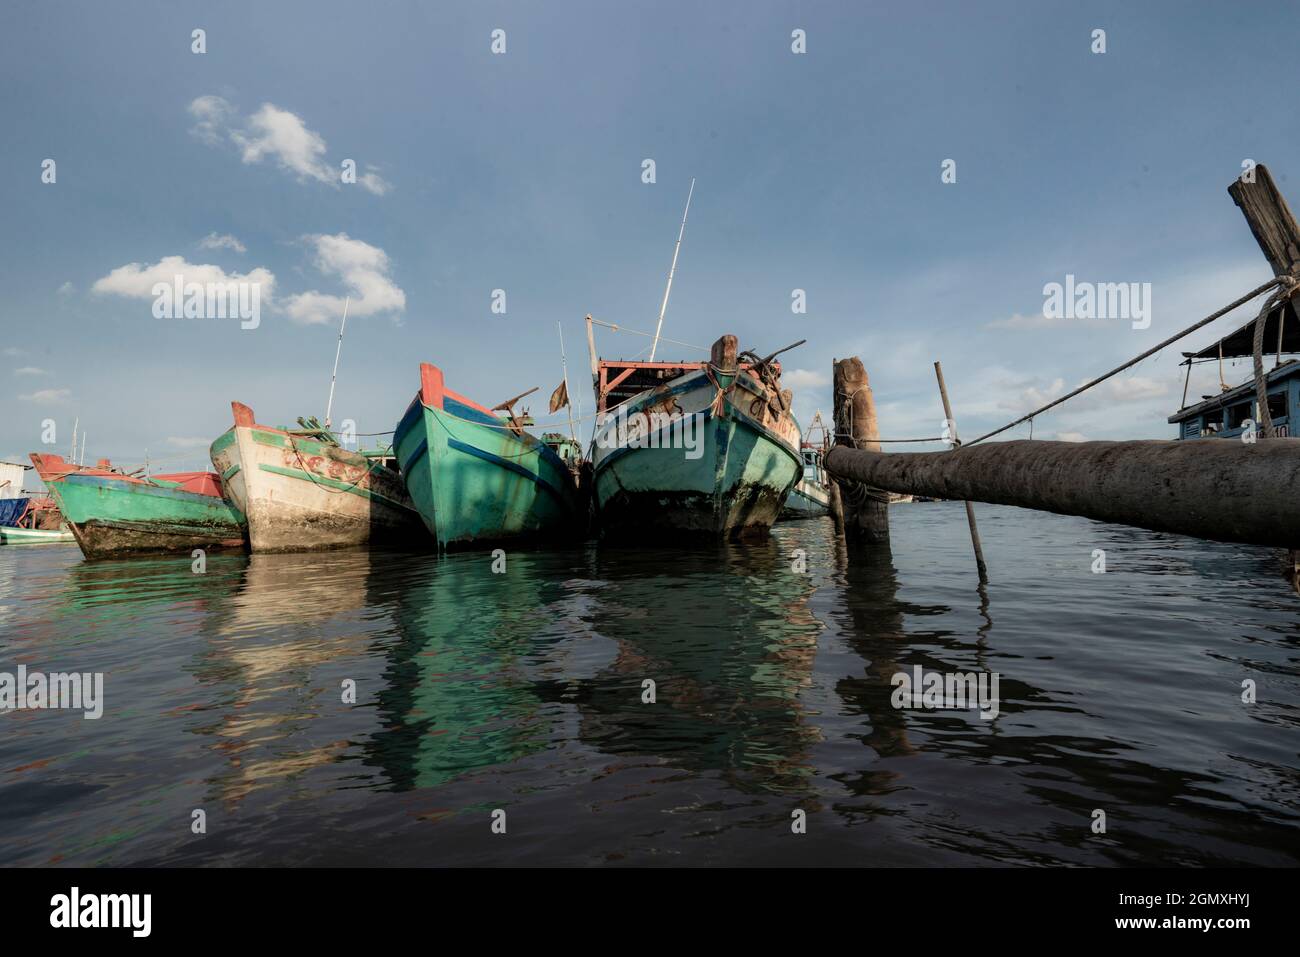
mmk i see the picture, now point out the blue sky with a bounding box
[4,0,1299,485]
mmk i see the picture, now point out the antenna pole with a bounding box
[558,321,579,447]
[649,177,695,361]
[324,296,351,429]
[70,417,78,462]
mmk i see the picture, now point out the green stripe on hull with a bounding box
[211,422,425,552]
[394,401,578,549]
[47,474,246,559]
[0,526,75,545]
[257,463,416,511]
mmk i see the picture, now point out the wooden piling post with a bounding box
[828,476,846,539]
[710,334,738,373]
[1228,164,1300,278]
[831,357,888,542]
[934,361,988,582]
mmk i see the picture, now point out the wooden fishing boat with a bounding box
[780,412,833,520]
[590,332,802,539]
[0,496,75,544]
[209,402,425,552]
[29,454,245,559]
[0,525,75,545]
[781,447,832,519]
[393,363,582,548]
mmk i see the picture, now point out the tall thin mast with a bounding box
[324,296,351,430]
[649,177,695,362]
[557,321,578,446]
[69,417,78,462]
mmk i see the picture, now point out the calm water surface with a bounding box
[1,503,1298,866]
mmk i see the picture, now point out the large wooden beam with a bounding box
[823,438,1300,548]
[831,357,888,542]
[1228,163,1300,277]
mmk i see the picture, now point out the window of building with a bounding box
[1268,392,1287,422]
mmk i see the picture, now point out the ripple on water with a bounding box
[0,504,1297,866]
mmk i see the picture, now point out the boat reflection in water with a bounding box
[5,502,1296,866]
[571,538,822,795]
[189,550,394,806]
[365,550,559,792]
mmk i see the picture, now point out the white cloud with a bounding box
[3,348,26,358]
[233,102,333,184]
[91,256,275,300]
[14,367,47,376]
[359,166,391,197]
[166,436,212,449]
[188,95,237,145]
[198,232,246,254]
[784,368,829,390]
[56,281,74,296]
[998,377,1066,415]
[19,388,71,404]
[189,96,391,194]
[985,312,1110,331]
[1055,431,1087,442]
[994,372,1171,418]
[282,233,405,325]
[1106,376,1169,402]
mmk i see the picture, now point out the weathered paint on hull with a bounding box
[592,368,802,539]
[45,473,245,560]
[0,526,75,544]
[394,365,580,549]
[780,480,831,520]
[210,424,424,553]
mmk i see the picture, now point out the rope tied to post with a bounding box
[704,361,742,418]
[832,382,892,505]
[1251,275,1299,438]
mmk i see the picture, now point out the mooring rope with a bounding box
[965,276,1290,447]
[1250,277,1298,438]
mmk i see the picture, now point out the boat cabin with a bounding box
[1170,299,1300,439]
[594,358,777,414]
[800,445,827,484]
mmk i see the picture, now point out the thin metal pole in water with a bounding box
[649,177,695,362]
[934,360,988,582]
[324,296,351,429]
[557,321,578,447]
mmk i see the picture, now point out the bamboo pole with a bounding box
[650,178,695,362]
[585,314,598,378]
[324,296,350,429]
[934,361,988,581]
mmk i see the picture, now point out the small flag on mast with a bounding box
[548,379,569,413]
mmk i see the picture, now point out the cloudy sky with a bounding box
[3,0,1297,484]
